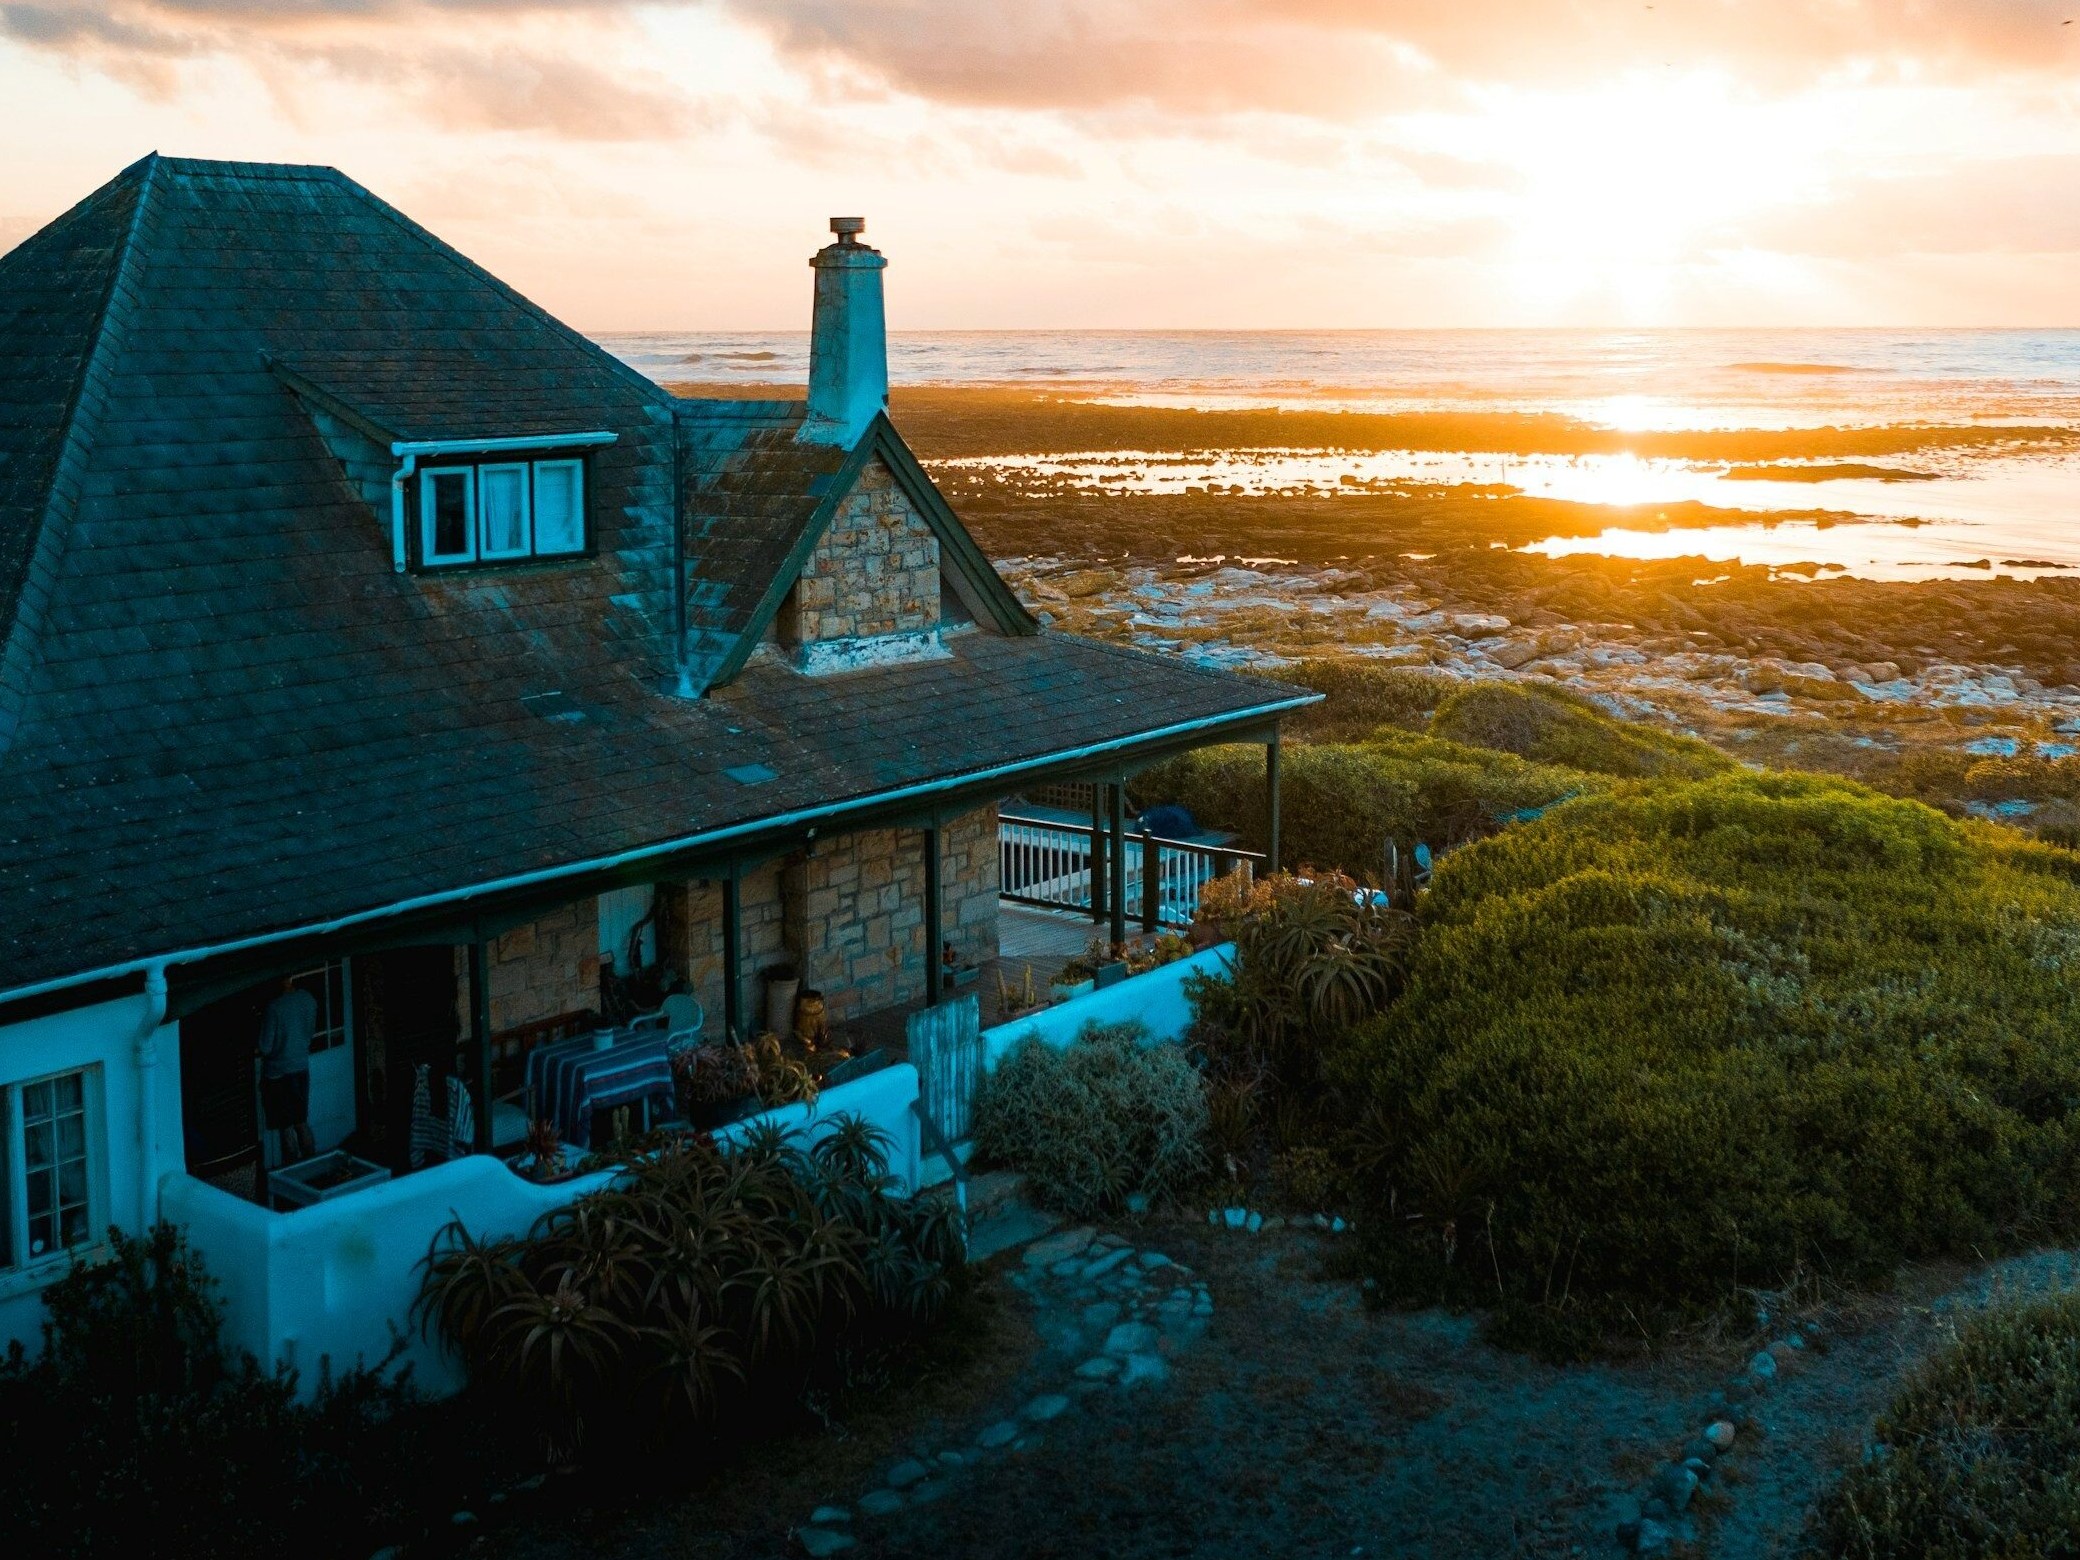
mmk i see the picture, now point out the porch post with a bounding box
[721,869,743,1041]
[1088,782,1107,923]
[1109,779,1128,949]
[922,820,943,1007]
[468,937,492,1153]
[1266,731,1283,874]
[1140,821,1160,935]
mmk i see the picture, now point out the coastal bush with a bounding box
[417,1120,961,1461]
[1335,771,2080,1341]
[975,1022,1209,1218]
[1139,731,1587,877]
[0,1224,469,1560]
[1427,681,1732,780]
[1815,1292,2080,1559]
[1274,659,1456,741]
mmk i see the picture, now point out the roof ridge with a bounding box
[318,166,677,416]
[0,154,162,756]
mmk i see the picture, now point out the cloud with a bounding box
[1752,155,2080,259]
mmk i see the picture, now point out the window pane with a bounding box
[478,465,530,557]
[19,1070,92,1265]
[533,462,584,554]
[426,470,473,561]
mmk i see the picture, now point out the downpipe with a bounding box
[135,963,169,1229]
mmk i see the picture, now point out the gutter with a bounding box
[0,692,1320,1009]
[386,432,619,573]
[134,963,168,1224]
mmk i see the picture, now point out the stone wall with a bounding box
[453,897,601,1036]
[654,863,786,1041]
[644,807,1000,1033]
[780,805,1000,1023]
[777,459,939,650]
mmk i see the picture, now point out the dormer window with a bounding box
[418,456,588,568]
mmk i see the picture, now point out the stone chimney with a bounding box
[800,216,888,446]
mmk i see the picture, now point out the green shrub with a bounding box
[1336,771,2080,1339]
[1276,659,1456,742]
[975,1022,1209,1217]
[1139,731,1588,877]
[417,1118,960,1461]
[1428,681,1732,780]
[0,1224,464,1560]
[1816,1292,2080,1558]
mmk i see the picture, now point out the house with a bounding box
[0,155,1307,1381]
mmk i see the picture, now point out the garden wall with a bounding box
[978,944,1232,1071]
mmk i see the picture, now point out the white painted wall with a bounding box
[164,1060,922,1396]
[0,993,184,1355]
[979,943,1232,1071]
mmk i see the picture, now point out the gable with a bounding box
[703,413,1035,687]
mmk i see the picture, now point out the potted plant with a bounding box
[673,1043,761,1130]
[995,963,1046,1022]
[762,963,800,1041]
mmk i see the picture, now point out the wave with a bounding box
[1728,362,1871,376]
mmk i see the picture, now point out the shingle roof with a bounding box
[0,156,1306,998]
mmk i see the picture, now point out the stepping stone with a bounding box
[1083,1247,1135,1279]
[1076,1356,1121,1379]
[1023,1226,1097,1268]
[1119,1352,1169,1387]
[976,1421,1019,1449]
[886,1459,928,1490]
[856,1490,904,1518]
[798,1528,856,1557]
[810,1507,851,1524]
[1023,1393,1071,1421]
[1104,1322,1160,1355]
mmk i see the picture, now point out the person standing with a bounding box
[257,976,318,1164]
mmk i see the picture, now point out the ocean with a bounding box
[594,328,2080,581]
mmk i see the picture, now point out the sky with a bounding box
[3,1,2080,331]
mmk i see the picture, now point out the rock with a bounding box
[810,1507,851,1524]
[1749,1350,1778,1383]
[1207,1208,1220,1225]
[1330,1217,1348,1234]
[1681,1437,1717,1465]
[1120,1351,1170,1387]
[1076,1356,1121,1379]
[1083,1247,1134,1280]
[907,1480,947,1506]
[1641,1496,1672,1522]
[1635,1517,1675,1554]
[1138,1250,1172,1270]
[1312,1213,1331,1229]
[798,1528,858,1557]
[1125,1192,1151,1214]
[1488,637,1543,670]
[1683,1457,1713,1480]
[1451,612,1511,634]
[370,1550,403,1560]
[1023,1394,1071,1422]
[1050,1257,1084,1277]
[1245,1211,1264,1233]
[1705,1420,1736,1452]
[1024,1226,1096,1267]
[1105,1321,1160,1355]
[856,1489,905,1518]
[1771,1338,1800,1363]
[451,1512,477,1527]
[1654,1464,1699,1513]
[886,1459,928,1490]
[1223,1207,1248,1230]
[1083,1300,1122,1331]
[938,1451,964,1468]
[1192,1295,1214,1317]
[976,1421,1019,1449]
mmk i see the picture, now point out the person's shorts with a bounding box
[261,1071,310,1130]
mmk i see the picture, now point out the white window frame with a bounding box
[420,465,478,566]
[1,1064,106,1277]
[531,459,587,556]
[476,462,534,561]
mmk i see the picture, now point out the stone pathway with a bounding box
[791,1224,1212,1556]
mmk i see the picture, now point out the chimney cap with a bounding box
[829,216,866,242]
